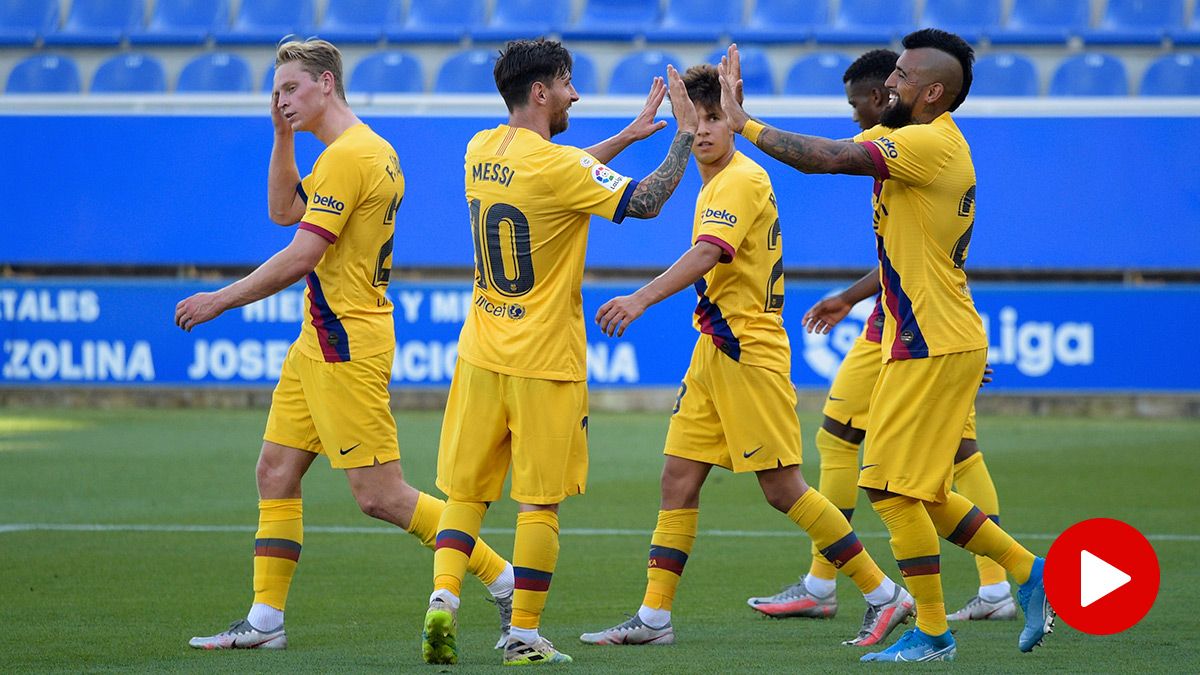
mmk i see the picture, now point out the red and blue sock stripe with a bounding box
[647,545,689,576]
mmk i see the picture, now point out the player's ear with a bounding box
[531,80,547,106]
[925,82,944,106]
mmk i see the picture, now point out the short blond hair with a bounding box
[275,38,346,101]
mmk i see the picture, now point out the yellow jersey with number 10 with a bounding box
[296,123,402,363]
[858,113,986,362]
[457,124,638,382]
[689,151,790,373]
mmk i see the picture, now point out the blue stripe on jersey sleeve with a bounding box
[612,178,639,224]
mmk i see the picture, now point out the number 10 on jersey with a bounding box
[470,198,536,297]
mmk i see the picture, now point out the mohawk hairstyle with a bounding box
[901,28,974,111]
[493,38,574,112]
[843,49,899,86]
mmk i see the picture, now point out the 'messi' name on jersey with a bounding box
[471,162,515,187]
[311,191,345,213]
[475,294,527,321]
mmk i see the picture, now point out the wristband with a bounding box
[742,119,765,143]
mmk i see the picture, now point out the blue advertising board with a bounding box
[1,114,1197,270]
[1,279,1195,392]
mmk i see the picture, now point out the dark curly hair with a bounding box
[843,49,898,87]
[682,64,720,110]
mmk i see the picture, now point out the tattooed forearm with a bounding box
[755,127,878,177]
[626,130,695,219]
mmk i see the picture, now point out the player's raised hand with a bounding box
[801,296,853,334]
[595,295,648,338]
[175,291,226,332]
[623,76,669,141]
[716,54,750,133]
[722,43,744,105]
[666,64,698,134]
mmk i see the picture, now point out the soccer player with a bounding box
[179,38,514,651]
[747,49,1016,624]
[421,39,698,666]
[716,33,1054,661]
[577,64,913,651]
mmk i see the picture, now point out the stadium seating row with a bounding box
[7,48,1200,97]
[2,0,1200,48]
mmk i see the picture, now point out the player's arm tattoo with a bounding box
[625,130,695,219]
[754,126,879,178]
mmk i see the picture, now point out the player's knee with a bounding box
[256,454,300,496]
[353,491,389,520]
[659,471,701,508]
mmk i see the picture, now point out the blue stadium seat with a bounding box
[472,0,571,41]
[214,0,313,45]
[1140,53,1200,96]
[1048,53,1129,96]
[705,45,774,95]
[989,0,1090,45]
[318,0,402,43]
[813,0,915,44]
[91,52,167,93]
[731,0,827,44]
[570,50,599,95]
[129,0,229,46]
[0,0,59,46]
[42,0,143,47]
[919,0,1001,44]
[263,64,275,92]
[1169,3,1200,45]
[176,52,254,92]
[388,0,484,43]
[434,49,497,93]
[783,52,852,95]
[608,50,680,95]
[971,53,1039,96]
[561,0,661,41]
[645,0,744,43]
[349,50,424,93]
[1082,0,1183,45]
[5,53,80,93]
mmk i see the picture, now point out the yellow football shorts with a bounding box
[664,338,802,473]
[263,342,399,470]
[822,334,882,430]
[859,348,987,502]
[437,357,589,505]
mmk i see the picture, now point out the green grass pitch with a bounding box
[1,407,1198,672]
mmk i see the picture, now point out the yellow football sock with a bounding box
[431,499,487,598]
[788,488,884,595]
[253,498,303,611]
[809,428,861,581]
[512,510,559,630]
[643,508,699,611]
[926,491,1035,585]
[872,495,946,636]
[952,452,1008,586]
[412,492,508,587]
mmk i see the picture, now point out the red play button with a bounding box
[1044,518,1160,635]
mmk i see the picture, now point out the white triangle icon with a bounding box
[1080,549,1131,608]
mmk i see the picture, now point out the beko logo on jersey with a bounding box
[701,208,738,226]
[475,295,527,320]
[312,192,345,213]
[874,138,898,158]
[591,164,626,192]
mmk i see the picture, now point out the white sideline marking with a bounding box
[0,523,1197,542]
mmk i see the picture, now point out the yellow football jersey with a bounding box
[295,123,402,363]
[858,112,986,361]
[456,125,637,381]
[850,125,892,347]
[690,151,789,373]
